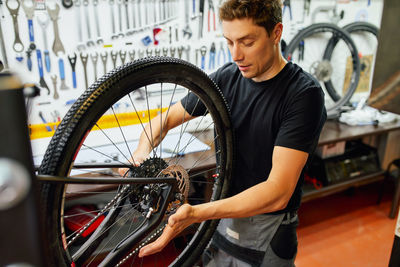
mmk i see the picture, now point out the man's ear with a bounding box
[273,23,283,45]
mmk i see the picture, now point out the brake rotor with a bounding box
[160,164,190,201]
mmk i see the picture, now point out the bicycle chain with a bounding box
[67,184,130,247]
[115,223,167,267]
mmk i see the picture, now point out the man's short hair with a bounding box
[219,0,282,36]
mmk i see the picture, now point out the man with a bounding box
[129,0,326,266]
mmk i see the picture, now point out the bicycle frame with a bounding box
[0,72,179,266]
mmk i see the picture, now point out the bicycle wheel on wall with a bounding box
[284,23,361,116]
[324,21,379,102]
[39,57,234,267]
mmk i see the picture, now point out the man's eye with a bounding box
[244,42,254,47]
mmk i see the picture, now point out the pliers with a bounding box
[217,42,226,66]
[208,0,216,32]
[283,0,292,20]
[208,42,216,69]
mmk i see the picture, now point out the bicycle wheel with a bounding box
[324,22,379,102]
[39,57,234,267]
[284,23,361,115]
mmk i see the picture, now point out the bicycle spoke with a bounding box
[111,107,134,164]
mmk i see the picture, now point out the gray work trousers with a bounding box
[203,212,299,267]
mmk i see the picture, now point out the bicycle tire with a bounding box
[39,57,234,267]
[284,23,361,114]
[324,21,379,102]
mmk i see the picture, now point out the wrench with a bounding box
[109,0,118,39]
[37,14,51,72]
[128,50,135,61]
[146,48,152,57]
[6,0,24,52]
[47,3,65,56]
[73,0,86,50]
[111,50,118,68]
[90,52,98,81]
[138,49,144,59]
[124,0,129,31]
[137,0,142,28]
[58,58,69,90]
[21,0,37,49]
[80,52,89,89]
[50,74,60,99]
[100,51,108,74]
[83,0,95,46]
[100,52,108,74]
[130,0,136,31]
[119,50,126,65]
[183,0,192,39]
[68,53,77,88]
[92,0,103,44]
[117,0,124,37]
[36,49,50,94]
[154,48,160,56]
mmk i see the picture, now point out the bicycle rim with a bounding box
[324,22,379,102]
[39,57,234,267]
[284,23,361,114]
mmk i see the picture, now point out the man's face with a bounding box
[222,18,280,82]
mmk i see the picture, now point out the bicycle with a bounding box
[3,57,235,266]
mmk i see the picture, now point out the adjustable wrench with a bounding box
[92,0,103,44]
[37,14,51,72]
[47,3,65,56]
[6,0,24,52]
[80,52,89,89]
[36,49,50,94]
[68,53,77,89]
[73,0,86,50]
[90,52,98,81]
[83,0,95,46]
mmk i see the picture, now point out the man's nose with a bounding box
[230,45,243,62]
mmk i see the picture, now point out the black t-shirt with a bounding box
[181,62,327,213]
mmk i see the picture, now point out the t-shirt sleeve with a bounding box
[179,71,219,116]
[275,86,327,153]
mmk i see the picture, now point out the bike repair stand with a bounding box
[0,72,44,266]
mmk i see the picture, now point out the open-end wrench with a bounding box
[50,74,59,99]
[183,0,192,39]
[80,52,89,89]
[185,45,190,61]
[68,53,77,89]
[117,0,124,37]
[130,0,136,31]
[6,0,24,52]
[109,0,118,39]
[92,0,103,44]
[37,13,51,72]
[110,50,118,68]
[73,0,86,50]
[58,58,69,90]
[36,49,50,94]
[21,0,37,50]
[47,3,65,56]
[124,0,129,31]
[128,50,135,61]
[177,46,183,59]
[90,52,98,81]
[138,49,144,59]
[137,0,142,28]
[154,48,160,56]
[0,15,9,69]
[100,52,108,74]
[83,0,95,46]
[146,48,152,57]
[119,50,126,65]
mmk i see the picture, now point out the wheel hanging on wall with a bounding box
[283,23,361,117]
[324,21,379,102]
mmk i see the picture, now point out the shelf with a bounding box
[302,170,385,203]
